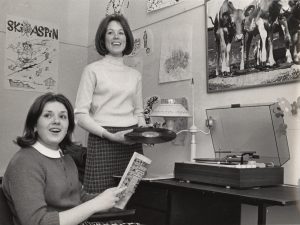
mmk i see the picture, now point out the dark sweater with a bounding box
[2,147,93,225]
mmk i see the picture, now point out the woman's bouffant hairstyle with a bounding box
[95,14,134,56]
[15,92,75,149]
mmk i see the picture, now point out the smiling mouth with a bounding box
[49,128,61,133]
[111,41,122,46]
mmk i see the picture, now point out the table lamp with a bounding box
[150,98,191,131]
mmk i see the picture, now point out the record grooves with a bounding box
[125,127,176,144]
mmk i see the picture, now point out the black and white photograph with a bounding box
[206,0,300,92]
[0,1,300,225]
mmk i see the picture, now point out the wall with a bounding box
[0,0,90,175]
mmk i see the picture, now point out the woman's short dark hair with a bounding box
[16,92,75,149]
[95,14,134,56]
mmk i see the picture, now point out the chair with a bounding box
[88,208,136,223]
[0,184,13,225]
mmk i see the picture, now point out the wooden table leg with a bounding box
[257,204,268,225]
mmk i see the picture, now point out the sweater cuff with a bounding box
[99,127,106,138]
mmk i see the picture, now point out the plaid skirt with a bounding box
[83,125,143,193]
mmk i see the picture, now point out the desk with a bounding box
[128,179,300,225]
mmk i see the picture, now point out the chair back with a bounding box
[0,184,13,225]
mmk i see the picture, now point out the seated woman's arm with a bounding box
[59,188,123,225]
[3,149,123,225]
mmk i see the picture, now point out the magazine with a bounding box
[115,152,152,209]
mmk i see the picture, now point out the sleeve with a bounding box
[133,72,145,120]
[5,153,59,225]
[74,65,97,116]
[133,72,146,127]
[80,188,98,202]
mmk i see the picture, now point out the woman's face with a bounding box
[105,20,126,57]
[36,101,69,150]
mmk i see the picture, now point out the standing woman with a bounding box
[75,14,146,193]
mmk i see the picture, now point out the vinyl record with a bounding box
[125,127,176,144]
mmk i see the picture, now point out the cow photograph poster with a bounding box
[206,0,300,92]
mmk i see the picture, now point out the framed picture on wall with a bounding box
[206,0,300,93]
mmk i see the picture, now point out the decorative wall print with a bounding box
[129,28,154,57]
[206,0,300,93]
[106,0,130,15]
[4,15,59,92]
[147,0,183,12]
[159,25,192,83]
[129,31,143,57]
[142,28,153,55]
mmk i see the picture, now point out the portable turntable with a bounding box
[174,103,290,188]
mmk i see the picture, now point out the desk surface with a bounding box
[150,179,300,206]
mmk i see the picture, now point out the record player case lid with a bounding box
[206,102,290,166]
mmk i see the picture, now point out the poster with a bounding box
[159,25,192,83]
[4,15,59,92]
[147,0,183,12]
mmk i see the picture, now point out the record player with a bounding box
[174,103,290,188]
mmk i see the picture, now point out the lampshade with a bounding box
[150,99,191,118]
[150,99,191,131]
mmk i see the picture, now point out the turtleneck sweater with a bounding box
[74,55,144,131]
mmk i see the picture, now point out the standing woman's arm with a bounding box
[75,67,107,138]
[134,73,146,127]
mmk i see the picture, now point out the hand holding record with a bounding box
[124,127,176,144]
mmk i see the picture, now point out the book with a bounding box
[115,152,152,209]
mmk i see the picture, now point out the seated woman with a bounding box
[2,92,125,225]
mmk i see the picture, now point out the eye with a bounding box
[119,30,125,35]
[43,113,52,119]
[60,114,68,120]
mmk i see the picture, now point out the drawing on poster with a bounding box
[129,31,142,57]
[129,28,153,57]
[147,0,183,12]
[4,15,59,92]
[142,29,153,55]
[159,25,192,83]
[106,0,131,15]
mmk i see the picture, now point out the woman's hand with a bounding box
[103,129,134,145]
[91,187,126,212]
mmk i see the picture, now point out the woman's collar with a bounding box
[103,54,124,66]
[32,141,63,158]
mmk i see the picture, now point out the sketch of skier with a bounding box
[7,39,54,76]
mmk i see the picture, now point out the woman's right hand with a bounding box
[92,187,126,212]
[103,129,134,145]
